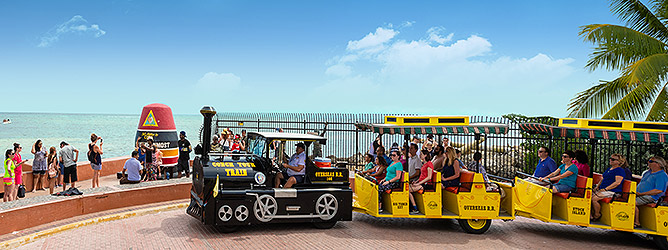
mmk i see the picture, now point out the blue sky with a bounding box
[0,1,625,116]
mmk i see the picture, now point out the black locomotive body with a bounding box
[187,106,352,232]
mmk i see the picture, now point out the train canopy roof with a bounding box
[354,122,509,135]
[247,131,327,144]
[519,123,668,143]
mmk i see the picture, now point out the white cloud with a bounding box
[196,72,241,89]
[319,25,578,115]
[38,15,106,47]
[346,27,398,53]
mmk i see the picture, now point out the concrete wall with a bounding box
[0,182,191,236]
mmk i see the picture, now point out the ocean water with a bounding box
[0,112,205,160]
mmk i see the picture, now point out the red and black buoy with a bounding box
[135,103,178,167]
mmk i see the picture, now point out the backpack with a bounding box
[87,144,96,163]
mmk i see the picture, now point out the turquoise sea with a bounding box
[0,113,204,160]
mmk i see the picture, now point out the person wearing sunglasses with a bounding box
[634,156,668,228]
[590,153,627,222]
[533,146,557,178]
[378,152,405,213]
[538,150,578,194]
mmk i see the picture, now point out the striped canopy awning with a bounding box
[519,123,668,143]
[355,123,509,135]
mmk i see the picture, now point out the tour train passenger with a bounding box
[407,143,422,181]
[590,153,627,221]
[408,149,434,214]
[533,146,557,178]
[634,156,668,228]
[455,148,465,170]
[431,145,445,172]
[369,156,387,183]
[441,147,461,189]
[362,153,375,173]
[573,150,590,177]
[378,151,404,212]
[376,146,391,169]
[538,150,578,194]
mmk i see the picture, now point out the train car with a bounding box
[353,116,515,234]
[186,106,352,232]
[518,118,668,249]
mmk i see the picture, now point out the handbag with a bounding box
[17,184,25,198]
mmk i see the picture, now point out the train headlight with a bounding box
[255,172,266,185]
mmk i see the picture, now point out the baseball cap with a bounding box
[180,131,186,137]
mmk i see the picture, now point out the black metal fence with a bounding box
[212,113,661,179]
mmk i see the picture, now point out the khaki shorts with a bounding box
[636,195,656,206]
[595,190,615,198]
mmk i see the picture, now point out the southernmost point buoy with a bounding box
[135,103,179,167]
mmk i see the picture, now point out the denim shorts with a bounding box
[553,183,574,193]
[91,163,102,171]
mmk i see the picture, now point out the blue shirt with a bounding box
[123,158,143,182]
[600,167,626,193]
[385,161,403,182]
[556,164,578,188]
[534,157,557,178]
[287,151,306,176]
[637,170,668,200]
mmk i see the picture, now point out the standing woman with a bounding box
[31,140,48,192]
[47,147,58,194]
[441,147,461,188]
[12,143,27,199]
[153,145,163,179]
[4,149,16,202]
[88,134,103,188]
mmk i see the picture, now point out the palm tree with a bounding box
[568,0,668,121]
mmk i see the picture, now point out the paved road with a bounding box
[16,209,658,249]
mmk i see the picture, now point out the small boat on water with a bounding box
[2,119,11,124]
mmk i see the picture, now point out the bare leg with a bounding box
[32,175,39,192]
[635,206,640,226]
[591,195,602,219]
[284,177,296,188]
[274,173,283,188]
[41,174,47,190]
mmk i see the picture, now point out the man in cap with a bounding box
[274,142,306,188]
[177,131,191,178]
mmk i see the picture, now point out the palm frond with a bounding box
[622,53,668,85]
[579,24,668,71]
[610,0,668,42]
[650,0,668,28]
[568,78,630,118]
[646,84,668,121]
[602,80,663,120]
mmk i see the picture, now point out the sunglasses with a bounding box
[562,155,570,158]
[610,158,619,161]
[649,159,657,164]
[538,150,546,153]
[391,154,398,157]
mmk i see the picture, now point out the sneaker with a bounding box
[410,209,420,215]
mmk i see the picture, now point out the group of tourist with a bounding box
[362,136,494,215]
[3,138,81,201]
[530,146,668,228]
[120,131,192,184]
[211,129,247,153]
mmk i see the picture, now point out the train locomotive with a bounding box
[186,106,352,232]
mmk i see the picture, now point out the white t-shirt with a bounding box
[408,155,422,177]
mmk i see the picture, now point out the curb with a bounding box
[0,202,188,249]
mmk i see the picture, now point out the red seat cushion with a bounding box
[601,197,612,203]
[554,193,569,199]
[445,186,459,194]
[645,203,658,208]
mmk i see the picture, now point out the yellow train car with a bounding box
[519,119,668,248]
[353,118,514,234]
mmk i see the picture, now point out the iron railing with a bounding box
[211,113,663,179]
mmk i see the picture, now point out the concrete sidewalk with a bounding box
[1,172,191,211]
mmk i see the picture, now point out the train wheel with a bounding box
[215,225,239,233]
[458,219,491,234]
[653,235,668,250]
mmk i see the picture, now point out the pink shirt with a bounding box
[13,153,22,185]
[575,162,590,177]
